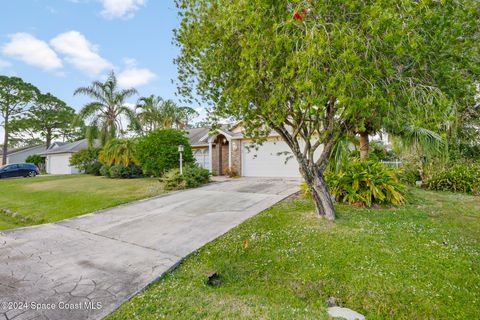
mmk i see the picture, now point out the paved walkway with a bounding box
[0,178,299,320]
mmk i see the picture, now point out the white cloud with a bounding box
[99,0,146,19]
[0,59,11,69]
[117,58,156,88]
[50,31,112,76]
[2,33,63,71]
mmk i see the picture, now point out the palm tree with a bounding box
[99,138,137,167]
[136,95,164,132]
[74,71,140,145]
[136,95,198,132]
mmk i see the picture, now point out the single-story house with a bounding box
[188,124,313,178]
[3,144,46,165]
[42,139,99,175]
[40,124,319,178]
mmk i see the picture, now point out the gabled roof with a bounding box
[42,139,100,155]
[187,124,243,147]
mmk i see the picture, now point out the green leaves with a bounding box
[325,160,405,207]
[0,76,39,163]
[99,138,137,167]
[174,0,478,216]
[134,128,194,177]
[425,162,480,195]
[9,93,76,148]
[74,71,139,145]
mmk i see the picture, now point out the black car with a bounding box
[0,163,40,179]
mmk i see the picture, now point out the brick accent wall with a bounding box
[211,145,219,175]
[221,144,229,175]
[231,139,242,176]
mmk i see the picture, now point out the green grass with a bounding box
[0,175,164,230]
[107,188,480,320]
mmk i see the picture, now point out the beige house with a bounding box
[187,124,304,178]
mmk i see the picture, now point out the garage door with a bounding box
[48,154,78,175]
[241,140,301,178]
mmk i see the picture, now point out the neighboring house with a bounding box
[188,124,311,178]
[4,145,46,165]
[42,139,98,175]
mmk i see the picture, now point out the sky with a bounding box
[0,0,203,140]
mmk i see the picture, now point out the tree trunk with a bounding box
[302,165,335,220]
[2,115,8,165]
[46,129,52,149]
[359,132,369,161]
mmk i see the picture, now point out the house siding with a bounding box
[6,146,46,164]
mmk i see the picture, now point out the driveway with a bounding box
[0,178,299,320]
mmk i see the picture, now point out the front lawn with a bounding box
[107,188,480,319]
[0,175,164,230]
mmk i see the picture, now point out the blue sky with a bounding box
[0,0,200,138]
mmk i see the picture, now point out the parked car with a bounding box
[0,163,40,179]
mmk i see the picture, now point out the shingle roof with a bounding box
[187,127,210,146]
[0,144,45,156]
[42,139,100,155]
[187,125,243,147]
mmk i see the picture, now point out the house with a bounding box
[2,144,46,165]
[188,125,314,178]
[40,126,313,178]
[42,139,98,175]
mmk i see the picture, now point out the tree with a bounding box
[136,95,199,132]
[9,93,76,148]
[0,76,39,164]
[136,95,165,132]
[74,71,140,145]
[175,0,479,219]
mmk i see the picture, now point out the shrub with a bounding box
[425,162,480,195]
[99,139,137,167]
[182,165,211,187]
[135,129,194,177]
[99,165,110,177]
[85,162,102,176]
[325,160,405,207]
[224,165,238,178]
[108,165,143,179]
[161,165,211,190]
[25,154,43,167]
[70,147,100,173]
[398,163,421,186]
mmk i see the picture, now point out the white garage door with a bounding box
[48,154,79,175]
[242,140,301,178]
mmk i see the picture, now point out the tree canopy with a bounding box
[74,71,140,145]
[174,0,479,219]
[0,76,39,164]
[136,95,199,132]
[9,93,76,148]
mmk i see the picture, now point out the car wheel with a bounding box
[28,171,37,177]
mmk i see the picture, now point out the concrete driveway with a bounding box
[0,178,299,320]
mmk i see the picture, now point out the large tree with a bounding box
[74,71,140,145]
[0,76,39,165]
[10,93,76,148]
[175,0,479,219]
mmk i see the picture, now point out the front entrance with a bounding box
[212,134,230,176]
